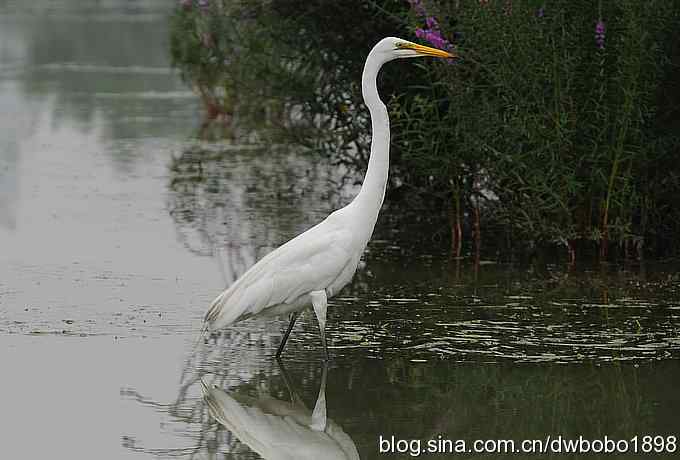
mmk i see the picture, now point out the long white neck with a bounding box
[354,51,390,222]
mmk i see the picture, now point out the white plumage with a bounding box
[202,37,455,358]
[205,209,360,328]
[201,365,358,459]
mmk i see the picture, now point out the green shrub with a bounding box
[394,0,680,259]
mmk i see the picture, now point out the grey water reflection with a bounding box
[201,361,360,460]
[123,348,680,459]
[0,0,197,173]
[167,144,356,263]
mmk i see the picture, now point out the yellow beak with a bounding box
[406,43,456,59]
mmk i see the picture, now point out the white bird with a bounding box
[201,364,358,459]
[203,37,455,359]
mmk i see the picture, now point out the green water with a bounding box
[0,2,678,459]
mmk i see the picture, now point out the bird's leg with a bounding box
[311,290,329,361]
[310,360,329,431]
[275,356,304,406]
[276,311,300,358]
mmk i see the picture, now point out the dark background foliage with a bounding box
[170,0,680,262]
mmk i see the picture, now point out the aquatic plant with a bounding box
[393,0,680,261]
[595,19,606,50]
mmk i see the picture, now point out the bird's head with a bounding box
[373,36,456,62]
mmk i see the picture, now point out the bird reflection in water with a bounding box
[201,361,359,460]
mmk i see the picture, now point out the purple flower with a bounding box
[424,29,452,51]
[595,19,606,49]
[427,31,446,49]
[179,0,192,8]
[536,7,544,18]
[410,1,454,53]
[198,0,209,9]
[416,28,448,49]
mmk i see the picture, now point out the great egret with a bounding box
[201,363,359,459]
[203,37,454,358]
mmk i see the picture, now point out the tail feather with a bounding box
[201,379,222,421]
[205,288,248,329]
[205,290,227,323]
[199,377,211,395]
[191,321,210,356]
[197,288,231,353]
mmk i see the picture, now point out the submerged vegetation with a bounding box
[170,0,680,262]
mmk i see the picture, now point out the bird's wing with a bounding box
[205,221,355,327]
